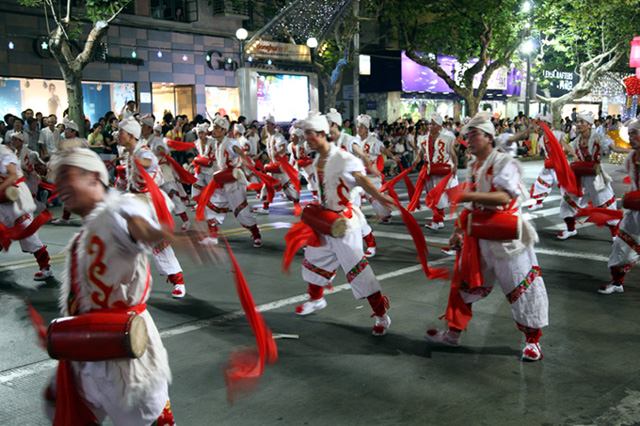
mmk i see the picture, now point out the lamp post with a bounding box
[236,28,248,68]
[306,37,318,66]
[522,39,534,118]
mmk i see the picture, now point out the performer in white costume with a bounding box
[198,116,263,248]
[411,113,458,230]
[191,123,220,240]
[294,112,395,336]
[10,132,46,214]
[528,113,569,211]
[0,143,52,280]
[47,146,174,425]
[425,112,549,362]
[254,115,300,214]
[356,114,399,223]
[140,115,190,232]
[118,118,188,299]
[289,126,318,199]
[601,119,640,294]
[327,109,380,258]
[557,112,628,240]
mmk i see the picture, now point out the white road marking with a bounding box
[0,261,445,385]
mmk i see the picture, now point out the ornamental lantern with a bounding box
[630,36,640,78]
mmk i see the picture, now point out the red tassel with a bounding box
[167,140,195,151]
[221,237,278,405]
[376,155,384,172]
[277,156,301,194]
[134,159,175,231]
[25,299,46,349]
[0,210,52,251]
[195,179,222,221]
[282,221,322,274]
[456,138,467,147]
[575,207,623,227]
[425,172,453,209]
[53,360,98,426]
[244,162,279,203]
[379,166,414,193]
[407,165,430,212]
[392,198,449,280]
[623,176,632,184]
[246,183,263,191]
[398,163,416,200]
[159,152,197,184]
[538,121,578,196]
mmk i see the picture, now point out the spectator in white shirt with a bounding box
[38,115,61,160]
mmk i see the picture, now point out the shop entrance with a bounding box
[152,84,195,121]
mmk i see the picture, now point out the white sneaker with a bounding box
[51,218,69,225]
[180,221,191,232]
[557,229,577,240]
[364,246,377,258]
[253,239,263,248]
[372,314,391,336]
[522,342,543,361]
[199,236,219,245]
[295,297,327,315]
[425,329,461,347]
[33,268,53,281]
[424,222,444,230]
[172,284,186,298]
[597,282,624,294]
[441,248,457,256]
[529,202,544,211]
[252,206,269,215]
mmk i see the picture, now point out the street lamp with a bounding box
[236,28,248,67]
[522,39,535,118]
[306,37,318,49]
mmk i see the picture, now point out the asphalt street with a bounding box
[1,158,639,426]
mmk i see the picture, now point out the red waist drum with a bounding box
[570,161,600,177]
[623,191,640,210]
[467,210,521,241]
[193,156,212,167]
[46,312,148,362]
[264,163,282,174]
[298,158,313,168]
[429,163,451,176]
[213,168,242,184]
[0,186,19,204]
[301,204,348,238]
[544,158,554,169]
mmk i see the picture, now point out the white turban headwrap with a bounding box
[49,147,109,186]
[234,123,246,135]
[65,120,79,132]
[536,113,553,124]
[140,114,155,128]
[299,112,330,134]
[11,132,24,141]
[357,114,372,129]
[119,117,141,139]
[430,113,443,126]
[291,127,305,138]
[626,119,640,133]
[461,111,495,136]
[326,108,343,126]
[577,112,594,124]
[196,123,209,134]
[265,114,276,124]
[153,123,162,132]
[213,116,230,131]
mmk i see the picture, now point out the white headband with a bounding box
[265,114,276,124]
[140,115,155,128]
[196,123,209,134]
[430,113,443,126]
[213,116,230,131]
[461,111,495,136]
[326,108,342,126]
[49,147,109,186]
[357,114,371,129]
[119,117,141,139]
[234,123,245,134]
[536,113,553,124]
[627,119,640,133]
[577,112,594,124]
[299,112,330,134]
[65,120,79,132]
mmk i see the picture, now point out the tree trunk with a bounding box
[549,100,563,129]
[464,95,479,118]
[61,66,85,138]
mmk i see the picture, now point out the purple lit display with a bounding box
[401,51,522,96]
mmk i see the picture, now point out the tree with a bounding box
[18,0,131,136]
[383,0,531,116]
[534,0,639,126]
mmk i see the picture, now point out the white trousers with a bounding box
[609,210,640,269]
[208,184,257,227]
[530,167,557,201]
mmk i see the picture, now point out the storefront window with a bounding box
[0,77,134,125]
[152,84,195,121]
[205,87,240,121]
[150,0,197,22]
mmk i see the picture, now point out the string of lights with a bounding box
[268,0,350,44]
